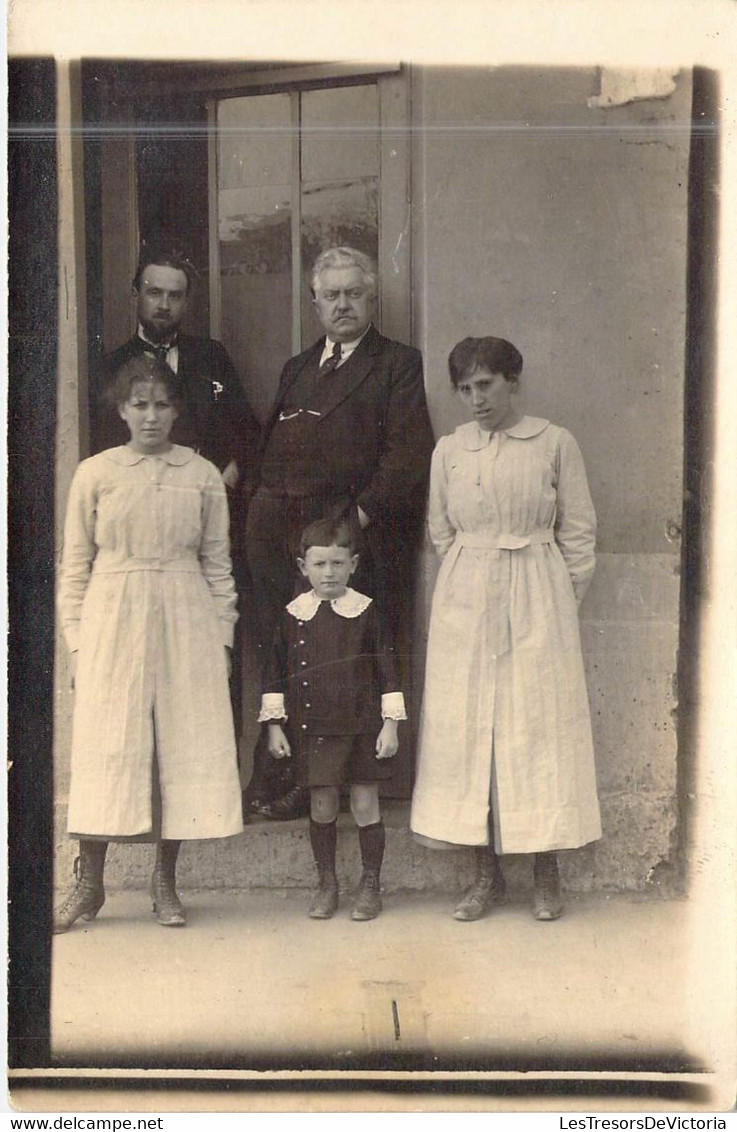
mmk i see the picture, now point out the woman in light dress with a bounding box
[410,337,601,921]
[54,355,243,933]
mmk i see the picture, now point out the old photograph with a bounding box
[7,0,737,1116]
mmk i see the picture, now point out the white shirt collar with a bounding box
[286,587,372,621]
[320,324,371,367]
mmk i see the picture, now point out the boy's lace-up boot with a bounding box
[351,821,385,921]
[309,818,339,918]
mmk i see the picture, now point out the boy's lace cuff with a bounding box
[258,693,287,723]
[381,692,407,721]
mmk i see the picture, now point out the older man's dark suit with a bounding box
[245,323,434,801]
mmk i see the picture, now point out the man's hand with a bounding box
[268,723,292,759]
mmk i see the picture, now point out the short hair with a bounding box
[310,246,378,298]
[448,337,523,387]
[110,354,184,409]
[299,517,357,558]
[132,249,197,295]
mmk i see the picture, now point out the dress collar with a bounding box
[454,415,550,451]
[104,444,196,467]
[286,587,372,621]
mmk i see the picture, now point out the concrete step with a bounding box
[52,799,672,898]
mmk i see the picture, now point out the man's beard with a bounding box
[140,316,177,344]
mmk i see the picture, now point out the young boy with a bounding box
[258,517,406,920]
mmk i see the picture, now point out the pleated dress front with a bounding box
[58,444,243,841]
[410,416,602,854]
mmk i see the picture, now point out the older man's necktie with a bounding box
[318,341,342,377]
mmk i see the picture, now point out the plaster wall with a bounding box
[410,65,692,892]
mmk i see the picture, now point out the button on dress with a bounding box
[58,445,243,840]
[410,417,602,853]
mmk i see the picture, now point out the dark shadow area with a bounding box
[46,1044,707,1075]
[7,56,58,1069]
[8,1074,713,1107]
[676,67,719,880]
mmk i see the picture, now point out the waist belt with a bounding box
[455,529,554,550]
[92,557,201,574]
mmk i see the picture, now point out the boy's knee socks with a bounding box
[358,820,385,873]
[309,817,337,876]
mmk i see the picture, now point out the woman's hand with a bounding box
[268,723,291,760]
[221,460,239,490]
[376,719,399,759]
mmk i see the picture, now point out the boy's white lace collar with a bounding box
[286,587,372,621]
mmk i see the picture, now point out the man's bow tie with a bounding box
[137,337,176,360]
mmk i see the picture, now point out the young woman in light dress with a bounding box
[410,337,601,922]
[54,355,243,933]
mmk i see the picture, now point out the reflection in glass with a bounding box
[299,85,380,345]
[215,84,383,391]
[300,178,379,346]
[301,85,379,184]
[217,94,293,421]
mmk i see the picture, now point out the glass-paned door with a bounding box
[210,73,407,423]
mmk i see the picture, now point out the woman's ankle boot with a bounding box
[151,840,186,927]
[533,851,564,921]
[53,840,108,934]
[309,819,339,919]
[454,845,507,921]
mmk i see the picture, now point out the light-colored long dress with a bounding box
[58,444,243,840]
[410,416,601,853]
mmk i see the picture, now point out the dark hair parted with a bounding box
[448,337,523,387]
[132,249,198,294]
[299,517,357,559]
[110,355,184,409]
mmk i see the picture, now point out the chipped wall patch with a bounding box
[588,68,679,109]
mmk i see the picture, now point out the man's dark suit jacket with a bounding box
[93,333,260,487]
[257,324,435,571]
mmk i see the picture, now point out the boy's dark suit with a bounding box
[263,591,402,786]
